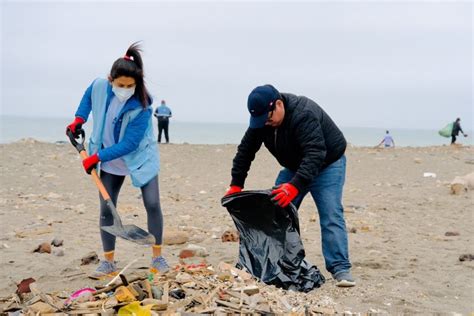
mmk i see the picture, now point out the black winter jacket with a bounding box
[231,93,347,191]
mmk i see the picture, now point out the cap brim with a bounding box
[249,113,268,129]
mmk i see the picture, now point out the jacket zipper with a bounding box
[274,128,278,152]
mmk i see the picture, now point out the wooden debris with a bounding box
[4,261,336,315]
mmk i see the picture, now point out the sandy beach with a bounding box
[0,140,473,313]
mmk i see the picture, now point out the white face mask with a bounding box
[112,86,135,103]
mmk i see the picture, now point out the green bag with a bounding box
[438,122,453,138]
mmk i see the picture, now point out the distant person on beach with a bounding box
[376,130,395,148]
[451,118,468,145]
[65,43,169,278]
[224,85,355,287]
[154,100,172,143]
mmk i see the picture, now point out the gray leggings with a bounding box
[99,170,163,252]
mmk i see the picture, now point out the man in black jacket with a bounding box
[225,84,354,287]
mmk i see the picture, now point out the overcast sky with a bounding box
[1,1,472,129]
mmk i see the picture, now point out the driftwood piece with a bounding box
[94,275,147,296]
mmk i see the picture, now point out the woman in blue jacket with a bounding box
[66,43,169,278]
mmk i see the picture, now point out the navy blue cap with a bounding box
[247,85,280,129]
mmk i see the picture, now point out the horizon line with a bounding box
[0,114,470,132]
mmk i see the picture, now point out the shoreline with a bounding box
[3,137,473,149]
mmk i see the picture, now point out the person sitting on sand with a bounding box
[376,130,395,148]
[66,43,169,279]
[224,85,355,287]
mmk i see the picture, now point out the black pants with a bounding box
[99,170,164,252]
[158,120,169,143]
[451,135,456,144]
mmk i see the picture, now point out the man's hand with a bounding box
[82,153,100,174]
[225,185,242,196]
[271,183,299,208]
[66,117,85,137]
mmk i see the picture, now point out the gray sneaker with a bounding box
[88,260,118,280]
[150,256,170,274]
[333,270,356,287]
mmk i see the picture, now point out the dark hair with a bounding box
[110,42,150,107]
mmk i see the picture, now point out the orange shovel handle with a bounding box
[79,150,111,201]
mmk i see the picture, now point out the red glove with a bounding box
[82,153,100,174]
[225,185,242,196]
[271,183,299,208]
[66,117,85,137]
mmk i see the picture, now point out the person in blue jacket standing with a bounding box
[66,43,169,278]
[154,100,172,143]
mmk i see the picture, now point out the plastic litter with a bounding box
[64,288,96,306]
[118,301,153,316]
[221,190,325,292]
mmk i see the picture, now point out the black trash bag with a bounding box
[221,190,325,292]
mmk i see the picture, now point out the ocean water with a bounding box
[0,115,472,147]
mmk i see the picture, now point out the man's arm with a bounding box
[230,128,263,188]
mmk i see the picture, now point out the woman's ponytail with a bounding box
[110,42,150,108]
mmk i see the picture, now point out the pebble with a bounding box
[33,242,51,254]
[445,231,460,237]
[53,249,64,257]
[51,237,64,247]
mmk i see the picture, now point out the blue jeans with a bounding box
[275,155,351,276]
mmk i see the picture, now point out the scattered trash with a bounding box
[221,230,239,242]
[64,288,96,306]
[80,251,99,265]
[179,244,208,258]
[423,172,437,178]
[16,278,36,295]
[3,261,336,314]
[33,242,51,254]
[106,259,139,287]
[169,288,186,299]
[459,254,474,262]
[445,231,460,237]
[118,301,153,316]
